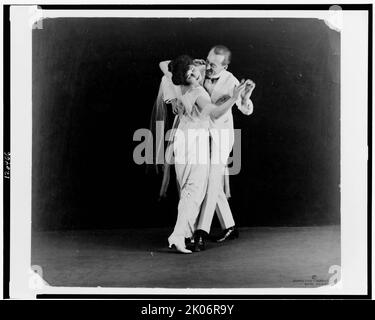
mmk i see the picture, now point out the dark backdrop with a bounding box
[32,18,340,230]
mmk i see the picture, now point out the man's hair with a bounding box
[168,55,193,86]
[210,45,232,65]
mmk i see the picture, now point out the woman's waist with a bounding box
[179,115,210,129]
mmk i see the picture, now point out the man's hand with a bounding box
[240,79,256,101]
[238,79,255,115]
[232,81,248,101]
[171,99,185,115]
[239,101,253,115]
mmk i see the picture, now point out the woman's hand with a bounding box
[241,79,256,101]
[232,81,248,101]
[193,59,206,66]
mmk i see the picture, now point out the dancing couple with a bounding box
[151,45,256,253]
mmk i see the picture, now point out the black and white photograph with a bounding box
[3,4,371,300]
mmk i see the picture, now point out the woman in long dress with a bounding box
[166,55,246,253]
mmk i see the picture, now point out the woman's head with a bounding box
[169,55,202,86]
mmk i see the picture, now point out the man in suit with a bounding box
[160,45,256,251]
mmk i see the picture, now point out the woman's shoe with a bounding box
[168,236,192,254]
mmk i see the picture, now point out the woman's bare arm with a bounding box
[195,82,246,120]
[195,95,237,120]
[159,60,172,79]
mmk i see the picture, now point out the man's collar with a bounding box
[206,70,225,80]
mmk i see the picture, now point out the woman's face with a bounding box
[185,65,202,85]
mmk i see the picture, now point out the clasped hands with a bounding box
[170,78,255,116]
[238,78,256,115]
[239,78,256,101]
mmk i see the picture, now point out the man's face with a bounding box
[205,50,227,78]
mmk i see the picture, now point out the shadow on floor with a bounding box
[31,226,340,288]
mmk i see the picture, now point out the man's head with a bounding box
[205,45,232,79]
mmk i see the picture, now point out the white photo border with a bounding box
[7,5,370,298]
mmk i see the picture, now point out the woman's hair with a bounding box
[168,55,194,86]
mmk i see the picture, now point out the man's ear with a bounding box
[223,65,228,70]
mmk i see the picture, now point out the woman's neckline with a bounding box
[181,84,200,96]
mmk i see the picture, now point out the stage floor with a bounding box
[31,226,340,288]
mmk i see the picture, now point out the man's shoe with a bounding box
[193,230,207,252]
[185,237,195,251]
[215,227,239,243]
[185,237,194,246]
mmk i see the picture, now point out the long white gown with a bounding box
[168,85,211,243]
